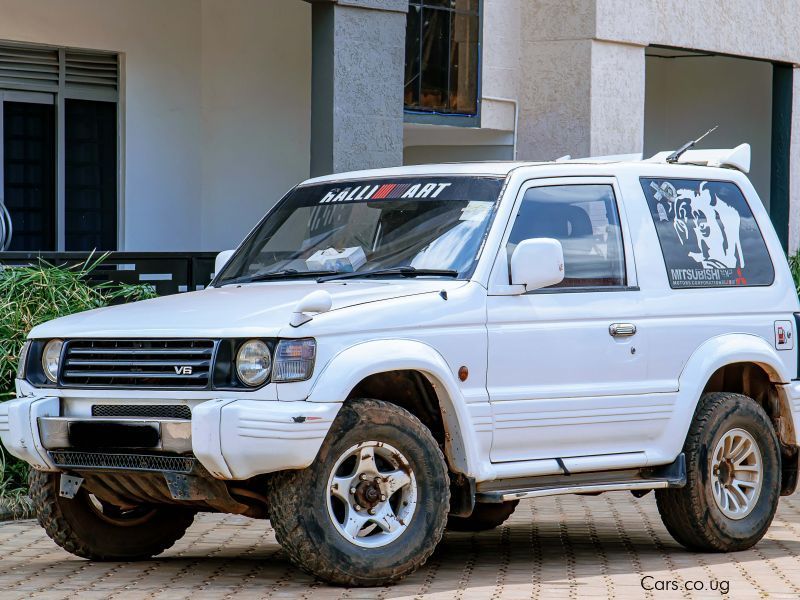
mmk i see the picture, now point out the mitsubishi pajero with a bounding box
[3,144,799,586]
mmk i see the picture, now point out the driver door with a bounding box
[486,178,664,464]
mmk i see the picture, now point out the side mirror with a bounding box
[214,250,235,277]
[510,238,565,291]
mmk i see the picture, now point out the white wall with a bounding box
[0,0,204,250]
[0,0,311,251]
[597,0,800,65]
[200,0,311,251]
[644,53,773,209]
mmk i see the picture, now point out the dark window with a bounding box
[641,178,774,288]
[65,99,117,251]
[0,43,118,252]
[405,0,479,116]
[3,101,56,251]
[507,185,627,289]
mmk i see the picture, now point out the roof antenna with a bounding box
[666,125,718,164]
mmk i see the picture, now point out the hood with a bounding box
[29,280,467,339]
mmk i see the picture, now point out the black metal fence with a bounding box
[0,252,218,296]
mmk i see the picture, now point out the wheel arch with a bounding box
[670,333,798,494]
[305,339,481,478]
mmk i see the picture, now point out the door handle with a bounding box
[609,323,636,337]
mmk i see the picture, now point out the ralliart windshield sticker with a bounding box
[296,176,505,207]
[319,182,453,203]
[640,178,774,288]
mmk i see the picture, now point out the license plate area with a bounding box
[68,421,160,449]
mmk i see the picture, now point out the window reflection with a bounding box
[405,0,480,116]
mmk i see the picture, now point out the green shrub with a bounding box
[790,250,800,297]
[0,255,156,498]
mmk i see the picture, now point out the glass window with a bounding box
[405,1,479,116]
[216,176,504,285]
[0,44,119,252]
[65,99,118,251]
[2,101,56,250]
[507,184,627,289]
[641,178,774,288]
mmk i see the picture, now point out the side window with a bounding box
[641,178,775,288]
[507,184,626,289]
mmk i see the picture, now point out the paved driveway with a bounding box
[2,491,800,599]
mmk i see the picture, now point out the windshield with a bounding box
[216,175,505,285]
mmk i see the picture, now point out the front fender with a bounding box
[306,339,482,478]
[650,333,791,464]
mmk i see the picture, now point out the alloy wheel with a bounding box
[326,441,418,548]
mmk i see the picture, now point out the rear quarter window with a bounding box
[640,178,774,288]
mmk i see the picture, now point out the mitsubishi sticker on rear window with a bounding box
[640,178,775,288]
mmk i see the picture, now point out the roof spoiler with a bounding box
[646,143,751,173]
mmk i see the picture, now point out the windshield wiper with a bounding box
[221,269,343,286]
[317,266,459,282]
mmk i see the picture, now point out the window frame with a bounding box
[487,177,639,295]
[639,176,776,290]
[0,40,121,251]
[403,0,483,127]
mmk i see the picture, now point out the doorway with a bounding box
[0,91,56,250]
[644,47,792,250]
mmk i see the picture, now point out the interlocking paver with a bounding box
[3,491,800,598]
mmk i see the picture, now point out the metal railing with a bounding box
[0,251,218,296]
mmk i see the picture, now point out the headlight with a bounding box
[42,339,63,383]
[16,340,31,380]
[236,339,272,387]
[273,338,316,382]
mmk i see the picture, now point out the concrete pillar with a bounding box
[516,1,645,161]
[310,0,408,176]
[790,67,800,255]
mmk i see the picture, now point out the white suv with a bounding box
[3,145,799,586]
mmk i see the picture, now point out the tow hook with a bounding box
[59,474,84,499]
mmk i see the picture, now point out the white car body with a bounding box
[3,156,800,497]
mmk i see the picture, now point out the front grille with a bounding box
[92,404,192,419]
[61,339,215,389]
[50,451,196,473]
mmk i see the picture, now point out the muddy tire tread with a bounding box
[266,398,450,586]
[29,469,194,561]
[655,391,779,552]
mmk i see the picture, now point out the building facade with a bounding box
[0,0,797,255]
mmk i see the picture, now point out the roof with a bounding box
[300,162,543,185]
[300,144,751,185]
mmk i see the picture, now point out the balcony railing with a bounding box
[0,252,218,296]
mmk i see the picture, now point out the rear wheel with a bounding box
[266,398,450,586]
[447,500,519,532]
[656,392,780,552]
[29,470,195,560]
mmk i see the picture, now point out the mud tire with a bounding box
[266,398,450,586]
[29,469,195,560]
[655,392,780,552]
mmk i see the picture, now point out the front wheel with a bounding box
[266,398,450,586]
[29,470,195,560]
[656,392,781,552]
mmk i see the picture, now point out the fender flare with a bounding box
[306,339,481,477]
[655,333,791,462]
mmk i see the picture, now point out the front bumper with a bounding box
[0,396,341,480]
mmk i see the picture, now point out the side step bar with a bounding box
[476,454,686,503]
